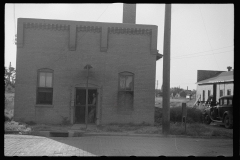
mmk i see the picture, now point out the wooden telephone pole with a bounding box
[162,4,171,135]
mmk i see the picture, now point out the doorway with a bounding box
[75,88,97,124]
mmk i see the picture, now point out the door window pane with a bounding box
[46,73,52,87]
[125,76,133,90]
[120,76,126,89]
[39,72,46,87]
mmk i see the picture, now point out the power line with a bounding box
[199,5,220,69]
[171,49,233,60]
[171,45,233,58]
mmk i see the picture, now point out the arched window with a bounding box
[119,72,134,91]
[36,68,53,105]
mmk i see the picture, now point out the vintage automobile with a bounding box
[202,95,233,129]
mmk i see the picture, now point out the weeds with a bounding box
[5,121,31,133]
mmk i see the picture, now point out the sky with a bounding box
[5,3,234,90]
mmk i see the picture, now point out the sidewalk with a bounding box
[4,134,233,156]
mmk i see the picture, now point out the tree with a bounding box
[5,62,16,87]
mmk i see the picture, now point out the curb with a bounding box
[5,131,21,134]
[5,131,232,139]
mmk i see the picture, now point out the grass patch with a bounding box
[30,124,72,132]
[169,123,232,138]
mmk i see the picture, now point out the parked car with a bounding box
[202,95,233,129]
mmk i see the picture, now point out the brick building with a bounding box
[14,4,162,125]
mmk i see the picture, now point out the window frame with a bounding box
[208,90,211,98]
[118,71,134,92]
[227,89,231,95]
[220,90,223,97]
[202,90,205,102]
[36,68,54,105]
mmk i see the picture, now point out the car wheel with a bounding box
[224,115,233,129]
[204,114,212,125]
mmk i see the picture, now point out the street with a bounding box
[4,134,233,156]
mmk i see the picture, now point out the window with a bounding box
[220,90,223,97]
[202,90,205,101]
[119,72,134,91]
[208,90,211,98]
[227,89,231,95]
[228,99,232,105]
[223,99,227,105]
[118,72,134,110]
[37,69,53,105]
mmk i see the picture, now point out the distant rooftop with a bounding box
[197,71,233,84]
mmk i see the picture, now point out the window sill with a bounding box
[118,90,134,92]
[35,104,54,108]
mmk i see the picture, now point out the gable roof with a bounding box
[197,70,225,82]
[197,71,233,84]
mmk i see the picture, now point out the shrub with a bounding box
[169,106,202,123]
[5,121,31,133]
[5,110,13,122]
[154,107,162,124]
[170,107,182,123]
[155,106,202,124]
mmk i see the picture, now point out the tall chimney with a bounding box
[227,66,232,71]
[123,3,136,24]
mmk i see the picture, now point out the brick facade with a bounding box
[14,18,159,125]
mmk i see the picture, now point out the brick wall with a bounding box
[14,19,157,125]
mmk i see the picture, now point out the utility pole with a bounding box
[162,4,171,135]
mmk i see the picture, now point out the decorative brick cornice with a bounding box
[108,27,152,35]
[18,18,158,52]
[77,25,101,33]
[23,22,70,31]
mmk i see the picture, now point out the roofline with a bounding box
[18,18,158,30]
[196,80,234,85]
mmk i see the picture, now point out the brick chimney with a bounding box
[123,4,136,24]
[227,66,232,71]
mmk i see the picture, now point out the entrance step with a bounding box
[71,124,97,130]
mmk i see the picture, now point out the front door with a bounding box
[75,88,97,124]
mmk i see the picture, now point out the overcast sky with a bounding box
[5,3,234,90]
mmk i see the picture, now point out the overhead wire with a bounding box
[198,5,220,69]
[171,45,233,59]
[171,49,233,60]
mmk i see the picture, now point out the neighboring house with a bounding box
[196,67,234,103]
[175,93,180,98]
[14,4,162,125]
